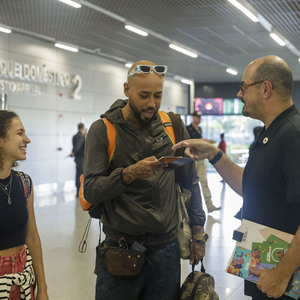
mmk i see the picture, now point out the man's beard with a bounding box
[242,107,250,117]
[129,98,157,128]
[241,98,250,117]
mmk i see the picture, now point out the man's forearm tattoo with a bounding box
[123,162,151,184]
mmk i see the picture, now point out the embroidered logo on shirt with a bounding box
[163,122,172,127]
[263,137,268,144]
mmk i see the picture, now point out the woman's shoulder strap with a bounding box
[15,171,32,201]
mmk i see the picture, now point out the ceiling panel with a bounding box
[0,0,299,82]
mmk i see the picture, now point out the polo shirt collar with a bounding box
[253,105,297,148]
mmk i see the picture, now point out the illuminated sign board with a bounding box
[194,98,242,115]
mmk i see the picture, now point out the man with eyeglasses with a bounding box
[172,55,300,300]
[84,60,206,299]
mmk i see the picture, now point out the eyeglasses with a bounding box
[128,65,168,78]
[239,80,266,96]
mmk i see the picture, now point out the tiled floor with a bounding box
[34,172,251,300]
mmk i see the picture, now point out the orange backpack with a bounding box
[79,111,178,218]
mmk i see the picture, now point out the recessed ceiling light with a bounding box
[59,0,81,8]
[226,68,238,75]
[181,79,193,85]
[55,43,79,52]
[125,62,133,68]
[0,26,11,33]
[227,0,258,22]
[269,33,286,46]
[169,44,198,58]
[125,25,148,36]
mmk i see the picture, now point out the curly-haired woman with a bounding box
[0,110,48,300]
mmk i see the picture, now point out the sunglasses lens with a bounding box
[140,65,151,73]
[154,66,166,73]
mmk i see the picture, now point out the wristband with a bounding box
[191,232,209,244]
[209,150,223,165]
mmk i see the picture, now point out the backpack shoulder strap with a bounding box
[79,117,117,213]
[102,117,116,163]
[167,112,183,144]
[158,111,176,145]
[166,112,185,157]
[15,171,32,201]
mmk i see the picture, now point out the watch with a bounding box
[191,232,209,244]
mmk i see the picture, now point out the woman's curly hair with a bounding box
[0,110,19,169]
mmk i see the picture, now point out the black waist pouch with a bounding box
[95,242,145,277]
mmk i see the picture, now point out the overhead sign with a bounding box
[0,59,82,99]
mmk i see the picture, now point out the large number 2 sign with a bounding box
[72,74,82,100]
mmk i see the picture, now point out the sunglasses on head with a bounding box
[128,65,168,78]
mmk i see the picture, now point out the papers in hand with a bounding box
[158,156,194,170]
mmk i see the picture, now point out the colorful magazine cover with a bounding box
[249,241,280,282]
[226,219,300,299]
[226,246,251,279]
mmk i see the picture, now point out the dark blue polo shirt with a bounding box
[242,105,300,298]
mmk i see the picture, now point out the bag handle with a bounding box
[189,259,207,298]
[191,258,206,281]
[192,258,205,273]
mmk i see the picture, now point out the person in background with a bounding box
[70,122,86,197]
[0,110,48,300]
[84,60,206,300]
[218,133,226,153]
[187,111,221,213]
[172,55,300,300]
[218,133,226,183]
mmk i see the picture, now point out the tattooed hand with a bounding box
[189,225,206,265]
[122,156,167,185]
[189,242,206,265]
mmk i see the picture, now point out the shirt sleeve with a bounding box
[175,122,206,227]
[83,119,129,205]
